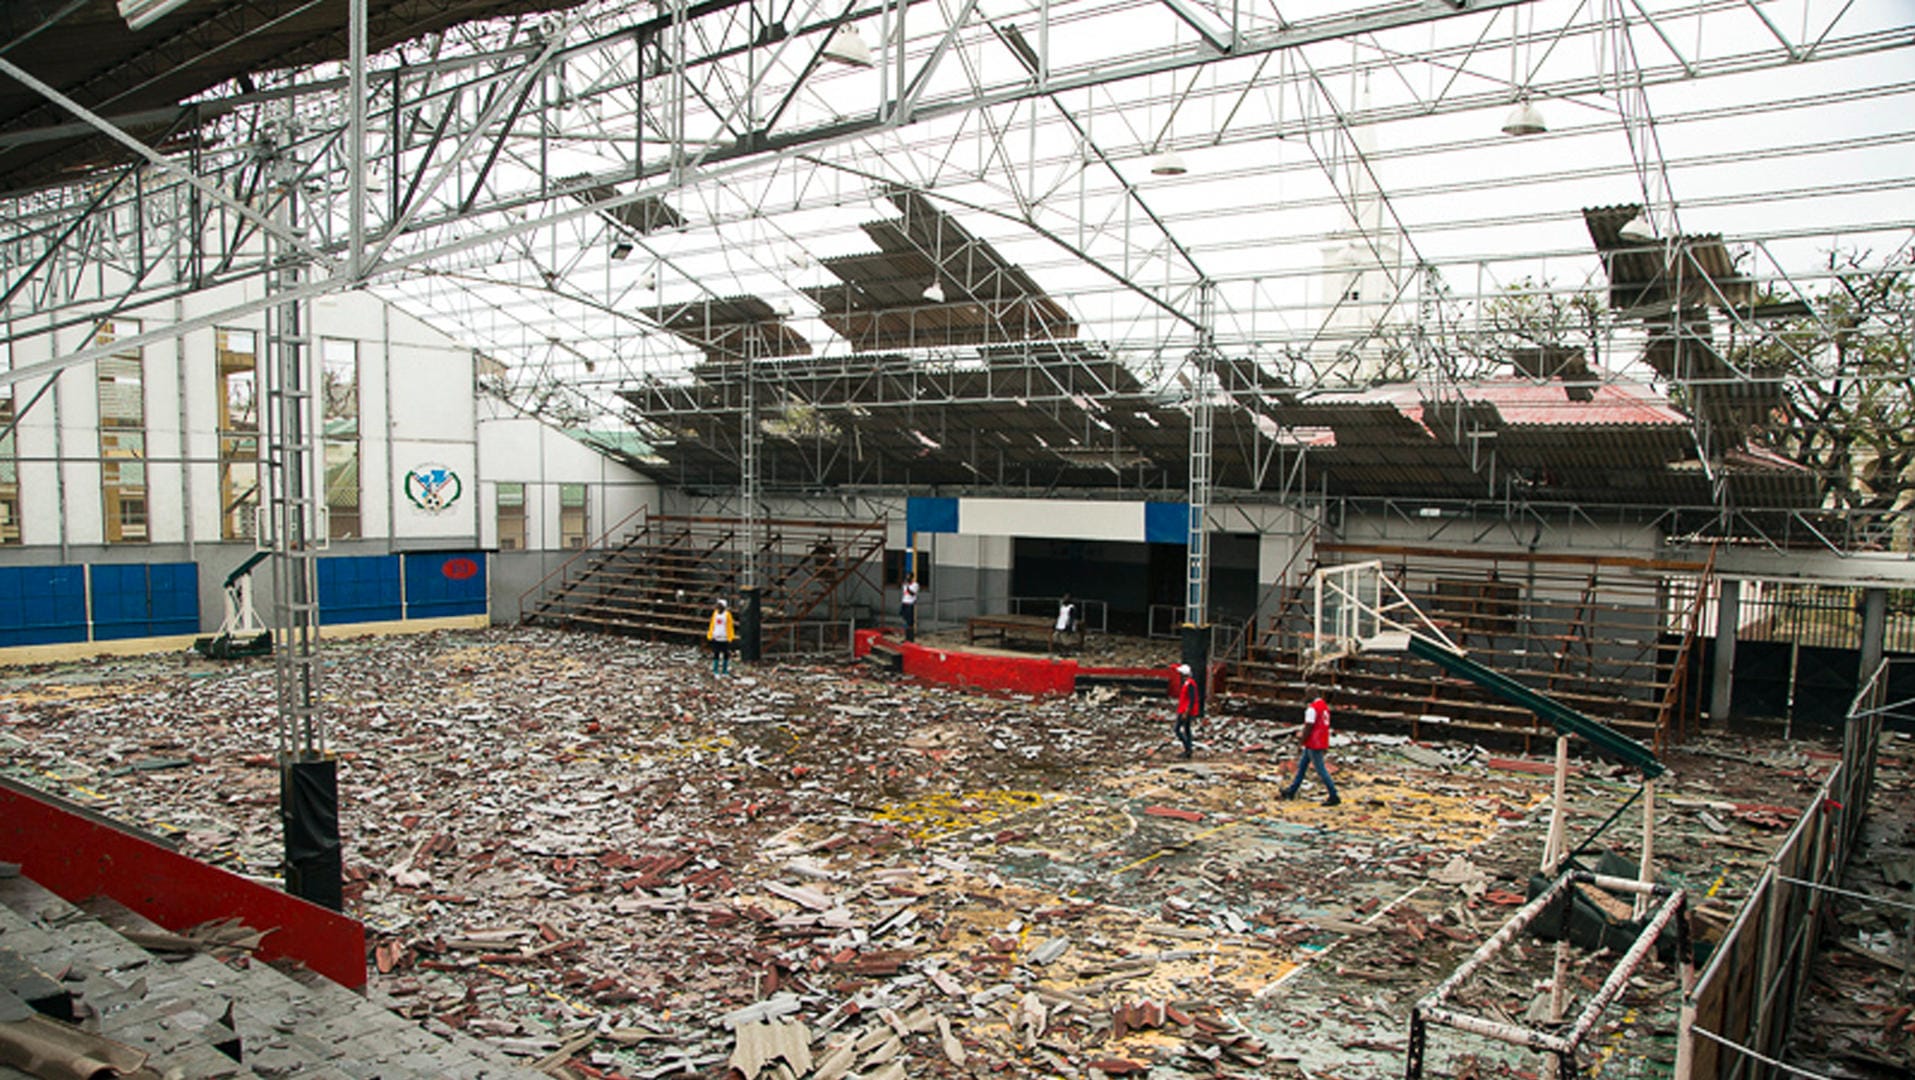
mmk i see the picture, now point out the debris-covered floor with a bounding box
[1,626,1904,1079]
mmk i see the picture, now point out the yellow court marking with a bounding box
[874,789,1048,843]
[1112,817,1251,876]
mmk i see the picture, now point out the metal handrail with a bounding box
[1008,595,1108,634]
[514,503,649,623]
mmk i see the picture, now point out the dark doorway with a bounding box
[1732,640,1860,733]
[1012,538,1187,636]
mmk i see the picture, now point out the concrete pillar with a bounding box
[1710,579,1739,725]
[281,758,343,911]
[740,585,763,663]
[1180,623,1212,715]
[1859,587,1887,688]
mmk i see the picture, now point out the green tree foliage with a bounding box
[1734,250,1915,521]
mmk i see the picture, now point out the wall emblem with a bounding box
[403,464,463,512]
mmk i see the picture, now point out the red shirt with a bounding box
[1303,700,1331,750]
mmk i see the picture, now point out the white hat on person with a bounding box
[1175,663,1191,675]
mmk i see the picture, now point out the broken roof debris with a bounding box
[0,626,1904,1077]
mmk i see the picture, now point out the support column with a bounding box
[1180,623,1212,716]
[1182,281,1216,702]
[1709,578,1739,725]
[740,332,760,637]
[740,584,763,662]
[1859,587,1887,687]
[262,119,338,911]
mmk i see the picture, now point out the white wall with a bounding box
[475,398,657,551]
[956,497,1146,542]
[5,278,483,552]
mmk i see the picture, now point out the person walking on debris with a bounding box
[900,573,921,642]
[706,598,736,676]
[1282,695,1340,805]
[1173,663,1201,760]
[1053,594,1076,653]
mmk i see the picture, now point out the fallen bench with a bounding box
[966,613,1085,651]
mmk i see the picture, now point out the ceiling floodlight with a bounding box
[1148,150,1189,176]
[923,279,945,303]
[1500,100,1546,137]
[1618,211,1657,243]
[610,240,634,260]
[821,24,874,68]
[118,0,191,30]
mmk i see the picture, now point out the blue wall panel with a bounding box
[149,563,200,635]
[1144,502,1191,545]
[0,566,87,647]
[89,564,148,640]
[906,497,959,535]
[90,563,202,641]
[404,552,487,619]
[316,555,402,625]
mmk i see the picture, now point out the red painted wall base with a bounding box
[0,777,366,990]
[854,629,1176,697]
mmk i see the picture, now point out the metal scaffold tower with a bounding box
[1182,280,1217,677]
[260,118,341,912]
[740,328,764,660]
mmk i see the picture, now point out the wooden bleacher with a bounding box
[520,512,885,650]
[1230,545,1713,756]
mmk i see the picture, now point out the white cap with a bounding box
[717,599,728,608]
[1175,663,1191,675]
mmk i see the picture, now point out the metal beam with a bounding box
[1158,0,1233,55]
[0,54,336,272]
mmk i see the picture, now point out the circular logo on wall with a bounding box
[403,464,463,513]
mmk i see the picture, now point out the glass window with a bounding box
[559,483,588,549]
[216,328,259,541]
[497,482,527,551]
[321,339,360,539]
[97,320,146,543]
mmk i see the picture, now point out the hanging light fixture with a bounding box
[821,24,874,68]
[1501,99,1546,137]
[610,240,634,260]
[923,279,946,303]
[1618,211,1657,243]
[1148,149,1188,176]
[118,0,191,31]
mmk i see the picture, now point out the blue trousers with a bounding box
[902,602,917,641]
[1286,747,1338,800]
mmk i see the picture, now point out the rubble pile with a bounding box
[1786,736,1915,1079]
[0,626,1878,1078]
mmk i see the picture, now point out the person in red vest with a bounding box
[1282,696,1340,806]
[1173,663,1201,760]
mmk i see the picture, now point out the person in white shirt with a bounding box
[900,574,921,642]
[1053,594,1076,651]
